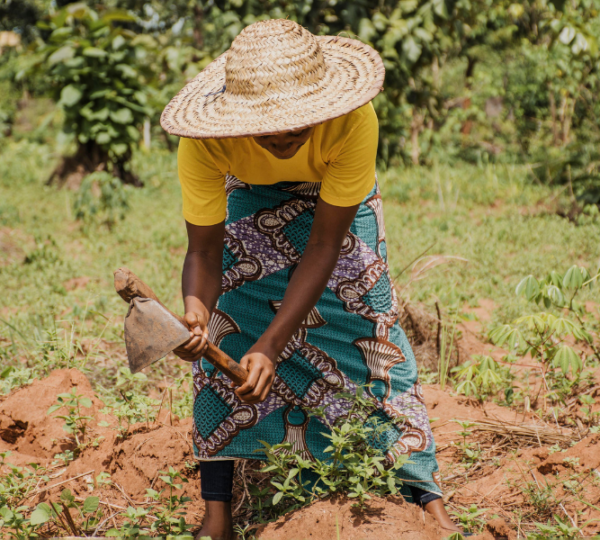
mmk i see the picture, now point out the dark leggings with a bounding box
[199,460,441,506]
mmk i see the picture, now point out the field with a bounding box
[1,135,600,539]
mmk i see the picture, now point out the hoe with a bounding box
[113,267,248,385]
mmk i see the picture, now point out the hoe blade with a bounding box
[124,298,190,373]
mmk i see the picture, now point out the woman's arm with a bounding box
[236,198,359,403]
[173,220,225,361]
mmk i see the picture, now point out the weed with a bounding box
[74,171,130,231]
[530,514,596,540]
[255,387,409,521]
[453,355,513,404]
[450,504,488,533]
[438,316,457,391]
[145,467,194,536]
[0,453,49,509]
[521,480,556,519]
[47,388,93,452]
[0,365,35,396]
[452,420,481,465]
[30,488,102,537]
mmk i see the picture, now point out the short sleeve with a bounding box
[178,138,227,226]
[320,105,378,207]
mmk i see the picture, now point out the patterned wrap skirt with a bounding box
[192,176,442,496]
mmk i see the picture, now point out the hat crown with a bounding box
[225,19,326,101]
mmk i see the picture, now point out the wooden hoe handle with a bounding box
[114,267,249,385]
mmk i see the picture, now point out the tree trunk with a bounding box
[432,56,439,91]
[47,142,142,189]
[410,109,423,165]
[558,95,567,144]
[193,4,204,48]
[549,88,558,146]
[464,56,477,89]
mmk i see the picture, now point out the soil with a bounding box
[1,367,599,538]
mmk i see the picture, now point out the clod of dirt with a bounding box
[0,369,107,464]
[537,433,600,475]
[486,517,516,540]
[256,495,445,540]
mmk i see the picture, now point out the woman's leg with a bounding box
[410,487,462,533]
[196,460,235,540]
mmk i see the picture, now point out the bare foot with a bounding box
[195,500,235,540]
[422,499,463,533]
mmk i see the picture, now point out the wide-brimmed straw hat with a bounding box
[160,19,385,139]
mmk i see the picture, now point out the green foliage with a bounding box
[0,453,50,539]
[450,504,488,533]
[28,489,103,536]
[453,355,513,404]
[253,387,408,522]
[74,171,130,229]
[452,420,481,465]
[33,2,153,174]
[99,368,162,438]
[47,388,93,451]
[0,453,49,509]
[105,467,195,537]
[489,265,599,415]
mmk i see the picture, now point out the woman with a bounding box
[161,19,462,539]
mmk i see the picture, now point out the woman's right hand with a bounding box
[173,311,210,362]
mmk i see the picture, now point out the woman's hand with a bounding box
[235,351,275,404]
[173,311,210,362]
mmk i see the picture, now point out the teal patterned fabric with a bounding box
[192,177,442,495]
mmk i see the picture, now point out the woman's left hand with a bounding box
[235,351,276,404]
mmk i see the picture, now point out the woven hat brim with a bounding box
[160,36,385,139]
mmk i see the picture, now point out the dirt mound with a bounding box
[6,368,598,537]
[0,368,107,464]
[0,369,205,524]
[256,495,494,540]
[257,495,440,540]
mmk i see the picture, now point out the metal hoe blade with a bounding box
[124,297,190,373]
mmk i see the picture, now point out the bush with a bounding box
[34,2,154,186]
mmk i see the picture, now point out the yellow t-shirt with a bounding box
[178,103,379,226]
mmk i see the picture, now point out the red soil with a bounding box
[1,368,599,538]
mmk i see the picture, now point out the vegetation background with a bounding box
[1,1,600,539]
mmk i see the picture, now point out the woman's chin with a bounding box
[270,148,301,160]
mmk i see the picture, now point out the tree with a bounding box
[34,2,154,186]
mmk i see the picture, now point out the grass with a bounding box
[380,162,600,325]
[1,136,600,399]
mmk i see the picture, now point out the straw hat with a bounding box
[160,19,385,139]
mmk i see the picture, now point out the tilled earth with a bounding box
[1,368,599,539]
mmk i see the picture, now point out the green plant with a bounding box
[452,420,481,465]
[0,365,35,395]
[73,171,130,230]
[450,504,488,533]
[530,513,597,540]
[0,505,40,540]
[521,479,557,519]
[47,388,93,452]
[97,368,161,438]
[438,317,457,391]
[443,534,466,540]
[0,453,49,509]
[30,488,102,537]
[256,387,409,520]
[579,395,600,427]
[144,467,194,536]
[33,2,154,185]
[490,265,599,414]
[453,355,513,403]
